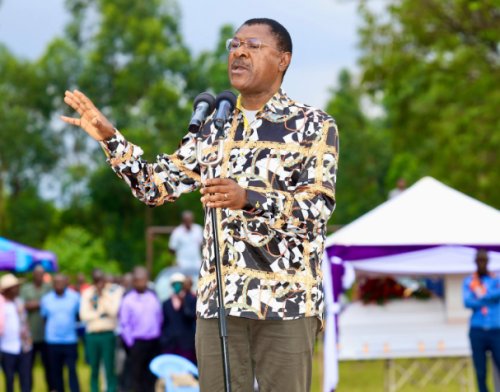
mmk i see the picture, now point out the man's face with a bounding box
[228,24,285,95]
[53,276,66,295]
[77,273,86,285]
[4,285,19,299]
[182,212,194,228]
[95,278,105,292]
[133,276,148,293]
[122,273,132,288]
[33,266,45,285]
[172,282,184,295]
[92,270,104,285]
[476,256,489,275]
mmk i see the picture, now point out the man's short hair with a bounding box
[242,18,293,77]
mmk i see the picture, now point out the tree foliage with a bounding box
[358,0,500,207]
[0,0,230,273]
[44,226,120,278]
[325,70,391,224]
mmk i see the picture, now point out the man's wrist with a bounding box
[242,189,264,215]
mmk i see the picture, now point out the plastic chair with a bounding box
[150,354,199,392]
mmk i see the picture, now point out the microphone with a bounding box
[189,92,216,134]
[213,90,237,134]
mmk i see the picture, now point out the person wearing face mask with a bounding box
[160,273,197,364]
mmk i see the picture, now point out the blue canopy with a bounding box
[0,237,58,272]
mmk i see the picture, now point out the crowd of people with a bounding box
[0,265,197,392]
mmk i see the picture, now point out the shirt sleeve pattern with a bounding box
[100,130,201,207]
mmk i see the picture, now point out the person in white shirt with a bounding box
[0,274,33,392]
[169,211,203,270]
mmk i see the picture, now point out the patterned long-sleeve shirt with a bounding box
[100,88,339,322]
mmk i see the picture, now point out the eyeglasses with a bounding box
[226,38,282,52]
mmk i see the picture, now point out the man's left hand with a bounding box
[200,178,247,210]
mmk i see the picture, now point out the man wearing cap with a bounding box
[0,274,33,392]
[160,273,197,364]
[119,266,162,392]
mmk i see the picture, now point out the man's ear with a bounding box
[278,52,292,74]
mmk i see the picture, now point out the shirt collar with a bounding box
[236,88,294,126]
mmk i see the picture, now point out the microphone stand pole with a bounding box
[196,131,232,392]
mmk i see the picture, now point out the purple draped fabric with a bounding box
[0,252,17,270]
[0,237,58,272]
[327,244,500,262]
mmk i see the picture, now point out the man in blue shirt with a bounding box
[463,249,500,392]
[41,274,81,392]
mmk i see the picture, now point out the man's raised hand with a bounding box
[61,90,116,141]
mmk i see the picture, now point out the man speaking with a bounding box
[62,18,338,392]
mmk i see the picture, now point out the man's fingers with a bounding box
[73,90,96,112]
[63,96,85,116]
[203,178,230,187]
[205,201,231,209]
[201,194,228,203]
[200,185,231,195]
[61,116,81,127]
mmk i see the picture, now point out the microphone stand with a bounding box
[196,130,232,392]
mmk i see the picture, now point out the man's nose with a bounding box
[233,44,249,58]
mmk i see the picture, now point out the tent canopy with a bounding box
[326,177,500,261]
[0,237,58,272]
[348,246,500,276]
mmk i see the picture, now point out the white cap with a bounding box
[170,272,186,284]
[0,274,24,292]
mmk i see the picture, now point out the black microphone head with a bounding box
[193,92,216,114]
[215,90,237,111]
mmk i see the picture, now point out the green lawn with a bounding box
[2,341,492,392]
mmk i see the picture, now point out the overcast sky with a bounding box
[0,0,382,109]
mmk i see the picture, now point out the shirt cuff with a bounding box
[99,129,126,156]
[242,189,265,215]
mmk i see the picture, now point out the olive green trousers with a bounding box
[196,316,321,392]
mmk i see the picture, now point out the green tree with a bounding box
[0,45,60,240]
[44,226,121,278]
[325,70,391,224]
[358,0,500,207]
[56,0,231,270]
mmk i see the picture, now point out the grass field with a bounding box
[2,341,492,392]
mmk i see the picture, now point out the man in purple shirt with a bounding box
[119,267,162,392]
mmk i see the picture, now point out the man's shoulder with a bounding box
[68,289,81,301]
[80,286,94,298]
[41,290,54,301]
[288,99,336,126]
[120,290,134,304]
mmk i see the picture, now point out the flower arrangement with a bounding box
[359,277,432,305]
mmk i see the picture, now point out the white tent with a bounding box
[349,245,500,276]
[322,178,500,392]
[326,176,500,248]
